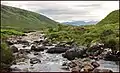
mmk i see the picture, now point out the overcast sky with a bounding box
[1,1,119,22]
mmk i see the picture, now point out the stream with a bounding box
[9,31,119,72]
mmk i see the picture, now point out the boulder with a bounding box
[46,47,69,53]
[91,61,100,68]
[30,58,41,64]
[62,46,87,60]
[10,46,18,53]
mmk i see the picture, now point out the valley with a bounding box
[0,4,119,72]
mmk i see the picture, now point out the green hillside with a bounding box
[97,10,119,25]
[1,5,58,30]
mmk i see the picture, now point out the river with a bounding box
[9,31,119,72]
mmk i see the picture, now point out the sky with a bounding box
[1,1,119,23]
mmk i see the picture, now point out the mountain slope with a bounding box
[1,5,58,30]
[97,10,119,25]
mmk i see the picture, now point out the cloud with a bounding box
[1,1,119,22]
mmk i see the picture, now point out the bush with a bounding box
[104,38,118,51]
[0,42,14,70]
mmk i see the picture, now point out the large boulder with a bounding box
[10,46,18,53]
[46,47,70,53]
[30,57,41,64]
[62,46,87,60]
[31,45,48,52]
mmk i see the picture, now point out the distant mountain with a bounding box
[1,5,58,30]
[62,21,98,26]
[97,10,119,25]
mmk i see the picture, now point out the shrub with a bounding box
[0,42,14,70]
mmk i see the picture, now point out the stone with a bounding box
[30,58,41,64]
[10,46,18,53]
[91,61,100,68]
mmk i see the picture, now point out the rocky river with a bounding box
[6,31,119,72]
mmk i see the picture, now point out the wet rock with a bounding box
[31,45,48,51]
[22,45,27,48]
[30,58,41,64]
[92,69,113,72]
[71,66,81,72]
[82,62,94,72]
[34,52,39,55]
[46,47,69,53]
[10,46,18,53]
[62,46,87,60]
[91,61,100,68]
